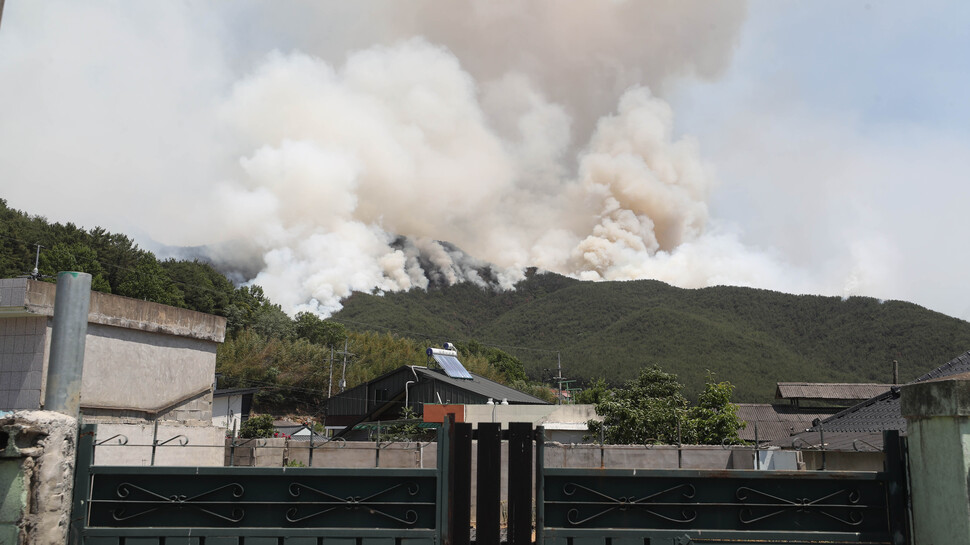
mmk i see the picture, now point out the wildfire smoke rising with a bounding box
[1,1,828,317]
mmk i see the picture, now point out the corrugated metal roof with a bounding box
[775,383,892,400]
[415,367,548,405]
[735,404,837,443]
[808,350,970,441]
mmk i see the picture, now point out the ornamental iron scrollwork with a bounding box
[285,481,422,525]
[110,482,245,523]
[561,482,697,526]
[736,486,865,526]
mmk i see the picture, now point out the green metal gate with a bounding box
[71,423,449,545]
[72,421,909,545]
[535,430,910,545]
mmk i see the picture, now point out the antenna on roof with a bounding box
[32,244,41,278]
[892,359,898,386]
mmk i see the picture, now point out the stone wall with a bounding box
[0,411,78,545]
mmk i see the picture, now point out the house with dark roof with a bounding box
[324,364,549,438]
[737,381,893,447]
[792,350,970,451]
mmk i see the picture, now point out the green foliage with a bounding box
[380,406,434,443]
[116,253,186,307]
[456,340,527,382]
[587,367,743,445]
[335,270,970,401]
[239,414,275,438]
[294,312,347,347]
[160,259,234,315]
[574,377,610,405]
[39,242,112,292]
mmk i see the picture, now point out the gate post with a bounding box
[453,422,472,545]
[535,425,545,545]
[507,423,533,545]
[901,375,970,544]
[476,422,502,545]
[70,423,96,545]
[437,415,453,544]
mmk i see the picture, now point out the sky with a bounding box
[1,1,968,320]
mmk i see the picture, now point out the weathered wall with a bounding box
[0,316,47,411]
[1,278,226,420]
[79,323,216,417]
[0,411,78,545]
[901,374,970,545]
[463,404,600,429]
[212,394,244,433]
[92,422,224,466]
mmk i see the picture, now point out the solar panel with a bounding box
[427,347,474,379]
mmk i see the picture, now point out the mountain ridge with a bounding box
[333,270,970,401]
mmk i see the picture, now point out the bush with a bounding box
[239,414,275,438]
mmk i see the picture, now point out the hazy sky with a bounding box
[1,1,968,319]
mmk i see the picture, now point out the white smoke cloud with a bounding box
[5,1,863,318]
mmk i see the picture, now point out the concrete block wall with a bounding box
[82,391,214,426]
[0,317,48,411]
[92,422,225,466]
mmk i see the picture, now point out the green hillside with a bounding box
[333,270,970,401]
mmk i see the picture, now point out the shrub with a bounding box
[239,414,275,438]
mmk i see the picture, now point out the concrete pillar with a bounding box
[900,373,970,545]
[44,271,91,417]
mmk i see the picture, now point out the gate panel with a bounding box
[540,468,894,543]
[72,424,443,545]
[536,428,908,545]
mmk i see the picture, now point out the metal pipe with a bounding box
[44,271,92,416]
[150,419,159,466]
[754,422,760,470]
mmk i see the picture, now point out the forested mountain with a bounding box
[6,198,969,406]
[333,269,970,401]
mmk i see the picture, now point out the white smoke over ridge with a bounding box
[202,38,812,316]
[1,1,834,318]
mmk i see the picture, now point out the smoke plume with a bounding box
[2,1,827,318]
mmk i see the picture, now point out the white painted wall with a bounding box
[212,394,244,434]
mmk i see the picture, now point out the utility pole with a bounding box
[0,0,6,32]
[337,339,355,392]
[327,346,334,397]
[556,352,564,405]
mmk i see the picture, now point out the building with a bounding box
[0,277,226,424]
[212,387,257,434]
[324,363,549,437]
[792,350,970,451]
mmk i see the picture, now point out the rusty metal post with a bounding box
[44,271,91,416]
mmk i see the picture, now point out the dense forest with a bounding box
[5,198,970,407]
[334,270,970,400]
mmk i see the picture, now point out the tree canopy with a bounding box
[587,367,744,445]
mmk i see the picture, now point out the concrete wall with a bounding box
[92,422,225,466]
[463,404,600,430]
[901,374,970,545]
[0,411,78,545]
[0,316,47,411]
[0,278,226,423]
[213,394,244,433]
[79,323,216,418]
